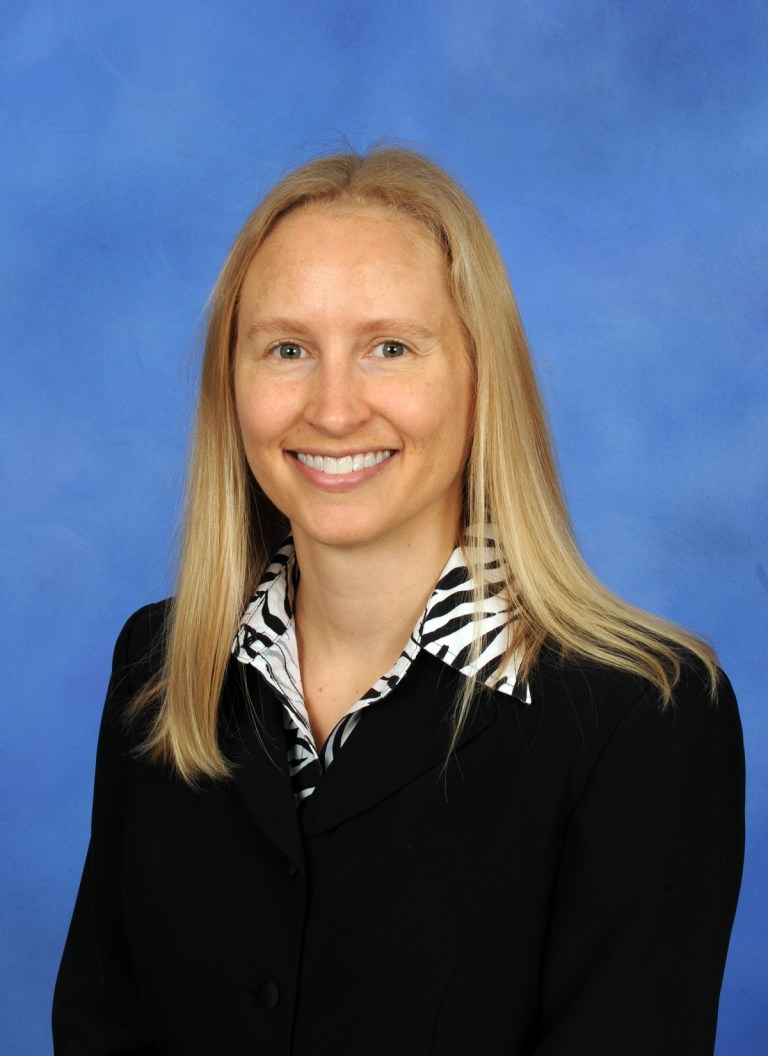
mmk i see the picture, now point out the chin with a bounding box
[295,526,386,551]
[290,510,403,551]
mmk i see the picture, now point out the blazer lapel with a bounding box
[298,651,498,839]
[220,658,305,871]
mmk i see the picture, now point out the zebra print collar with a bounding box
[233,537,530,802]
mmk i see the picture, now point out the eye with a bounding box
[371,340,408,359]
[271,342,306,360]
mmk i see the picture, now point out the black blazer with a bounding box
[53,602,745,1056]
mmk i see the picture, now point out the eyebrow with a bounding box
[244,318,438,342]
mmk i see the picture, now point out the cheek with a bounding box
[233,369,255,441]
[433,372,474,440]
[235,378,290,448]
[436,377,474,478]
[235,400,282,491]
[398,377,472,466]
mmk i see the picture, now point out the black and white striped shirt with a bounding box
[233,537,530,803]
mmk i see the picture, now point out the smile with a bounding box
[295,450,393,475]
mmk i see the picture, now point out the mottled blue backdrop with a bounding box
[2,1,766,1052]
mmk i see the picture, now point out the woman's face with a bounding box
[233,206,473,555]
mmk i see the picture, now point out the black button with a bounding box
[259,981,280,1009]
[277,853,298,876]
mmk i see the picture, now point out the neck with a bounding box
[292,522,458,658]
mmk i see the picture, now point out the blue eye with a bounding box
[273,342,305,360]
[372,341,407,359]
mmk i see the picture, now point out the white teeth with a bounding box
[296,450,392,475]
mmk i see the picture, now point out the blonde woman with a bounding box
[54,148,744,1056]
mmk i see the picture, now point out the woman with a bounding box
[53,148,745,1055]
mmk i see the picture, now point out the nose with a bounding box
[303,357,371,436]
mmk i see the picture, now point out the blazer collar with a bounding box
[297,651,499,839]
[222,646,515,851]
[220,659,305,871]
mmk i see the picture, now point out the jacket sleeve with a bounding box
[52,609,159,1056]
[534,666,745,1056]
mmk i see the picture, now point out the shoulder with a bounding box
[530,645,743,773]
[112,600,171,666]
[114,599,170,661]
[533,640,734,712]
[106,600,172,710]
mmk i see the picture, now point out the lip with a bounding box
[286,449,398,490]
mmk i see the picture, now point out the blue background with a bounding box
[2,1,766,1052]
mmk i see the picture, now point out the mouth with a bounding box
[293,450,394,476]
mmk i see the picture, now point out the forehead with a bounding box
[272,201,439,249]
[235,205,466,351]
[242,204,449,294]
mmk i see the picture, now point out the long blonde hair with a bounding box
[131,146,716,782]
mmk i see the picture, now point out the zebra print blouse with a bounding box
[233,537,530,803]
